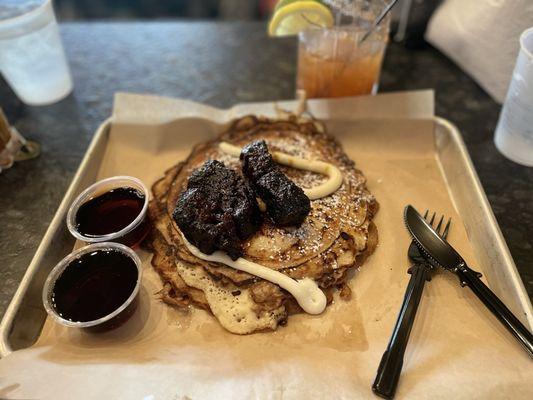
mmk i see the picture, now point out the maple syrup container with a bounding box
[67,176,149,247]
[42,242,142,332]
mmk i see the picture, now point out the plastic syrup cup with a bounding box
[42,242,142,333]
[494,27,533,167]
[66,176,150,247]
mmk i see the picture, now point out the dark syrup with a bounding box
[51,249,138,328]
[75,187,149,247]
[76,187,144,236]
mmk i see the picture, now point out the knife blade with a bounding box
[403,204,533,358]
[404,205,462,270]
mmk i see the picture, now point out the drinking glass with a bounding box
[297,1,390,99]
[0,0,73,105]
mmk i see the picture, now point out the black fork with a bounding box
[372,211,451,400]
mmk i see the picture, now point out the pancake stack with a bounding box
[146,115,378,334]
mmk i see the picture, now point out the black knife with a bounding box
[404,205,533,357]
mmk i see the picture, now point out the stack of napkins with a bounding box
[426,0,533,103]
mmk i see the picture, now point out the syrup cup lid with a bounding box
[42,242,142,329]
[66,175,149,243]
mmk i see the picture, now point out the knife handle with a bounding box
[372,263,430,399]
[456,263,533,357]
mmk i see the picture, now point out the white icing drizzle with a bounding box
[218,142,343,200]
[182,235,327,315]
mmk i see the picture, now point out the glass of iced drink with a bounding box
[0,0,73,105]
[297,1,390,99]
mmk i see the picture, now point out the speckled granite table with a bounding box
[0,22,531,319]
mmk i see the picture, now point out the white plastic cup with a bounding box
[0,0,73,105]
[494,27,533,167]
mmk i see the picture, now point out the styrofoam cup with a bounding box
[494,27,533,167]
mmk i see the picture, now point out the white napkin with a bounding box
[425,0,533,104]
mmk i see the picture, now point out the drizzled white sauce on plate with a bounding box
[219,142,343,200]
[182,235,327,314]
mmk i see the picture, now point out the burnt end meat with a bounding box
[240,140,310,226]
[255,171,311,226]
[173,160,262,260]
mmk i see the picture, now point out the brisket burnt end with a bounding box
[173,160,262,260]
[240,140,310,226]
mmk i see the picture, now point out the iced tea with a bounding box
[297,25,388,98]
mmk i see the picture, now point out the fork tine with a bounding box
[423,210,429,219]
[442,218,451,239]
[435,215,444,234]
[429,212,436,226]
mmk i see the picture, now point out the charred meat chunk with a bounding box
[173,160,261,260]
[240,140,310,226]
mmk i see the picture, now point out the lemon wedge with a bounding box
[268,0,334,37]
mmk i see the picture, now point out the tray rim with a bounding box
[434,116,533,326]
[0,118,112,357]
[1,114,531,357]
